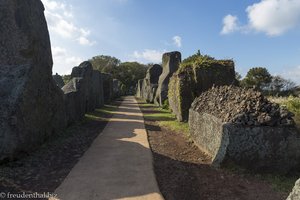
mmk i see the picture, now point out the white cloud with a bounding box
[172,36,182,48]
[221,0,300,36]
[42,0,96,45]
[221,15,239,35]
[247,0,300,36]
[130,49,166,63]
[52,46,67,58]
[282,65,300,84]
[66,56,84,66]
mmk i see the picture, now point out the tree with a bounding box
[241,67,272,90]
[89,55,121,73]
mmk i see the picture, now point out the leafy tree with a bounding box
[89,55,121,73]
[62,74,71,84]
[241,67,272,90]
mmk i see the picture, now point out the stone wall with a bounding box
[169,59,236,122]
[155,51,181,106]
[0,0,67,160]
[189,86,300,173]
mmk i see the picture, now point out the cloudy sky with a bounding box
[42,0,300,84]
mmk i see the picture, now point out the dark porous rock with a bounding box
[53,73,65,88]
[62,78,86,125]
[189,86,300,173]
[113,79,121,98]
[287,179,300,200]
[62,63,104,125]
[0,0,66,160]
[71,61,96,112]
[92,70,104,108]
[142,64,162,103]
[155,51,181,106]
[169,59,236,122]
[102,73,113,104]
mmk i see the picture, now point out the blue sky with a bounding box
[42,0,300,84]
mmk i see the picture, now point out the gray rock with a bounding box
[0,0,66,160]
[102,73,113,104]
[155,52,181,106]
[53,73,65,88]
[71,61,96,112]
[169,60,236,122]
[188,86,300,173]
[62,78,86,125]
[62,63,104,125]
[136,79,143,98]
[142,64,162,103]
[287,179,300,200]
[113,79,121,98]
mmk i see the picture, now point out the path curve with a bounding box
[51,96,164,200]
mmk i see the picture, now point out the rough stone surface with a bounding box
[102,73,113,104]
[155,52,181,106]
[53,73,65,88]
[113,79,121,98]
[62,78,86,125]
[136,79,143,98]
[189,86,300,173]
[141,64,163,103]
[169,59,236,122]
[62,63,104,125]
[0,0,66,160]
[192,86,295,126]
[287,179,300,200]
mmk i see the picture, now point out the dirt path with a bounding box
[52,96,163,200]
[138,101,287,200]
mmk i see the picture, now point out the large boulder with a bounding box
[62,62,104,125]
[53,73,65,88]
[142,64,162,103]
[113,79,121,98]
[0,0,66,160]
[155,51,181,106]
[287,179,300,200]
[62,78,86,125]
[102,73,113,104]
[169,58,236,122]
[136,79,143,98]
[189,86,300,173]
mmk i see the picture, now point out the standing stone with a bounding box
[136,79,143,98]
[102,73,113,104]
[113,79,121,98]
[71,61,95,112]
[155,51,181,106]
[0,0,66,160]
[93,70,104,108]
[143,64,162,103]
[53,73,65,88]
[168,59,236,122]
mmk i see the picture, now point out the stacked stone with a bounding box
[191,85,295,126]
[102,73,113,104]
[189,85,300,173]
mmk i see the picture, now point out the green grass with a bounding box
[138,99,190,136]
[85,104,119,121]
